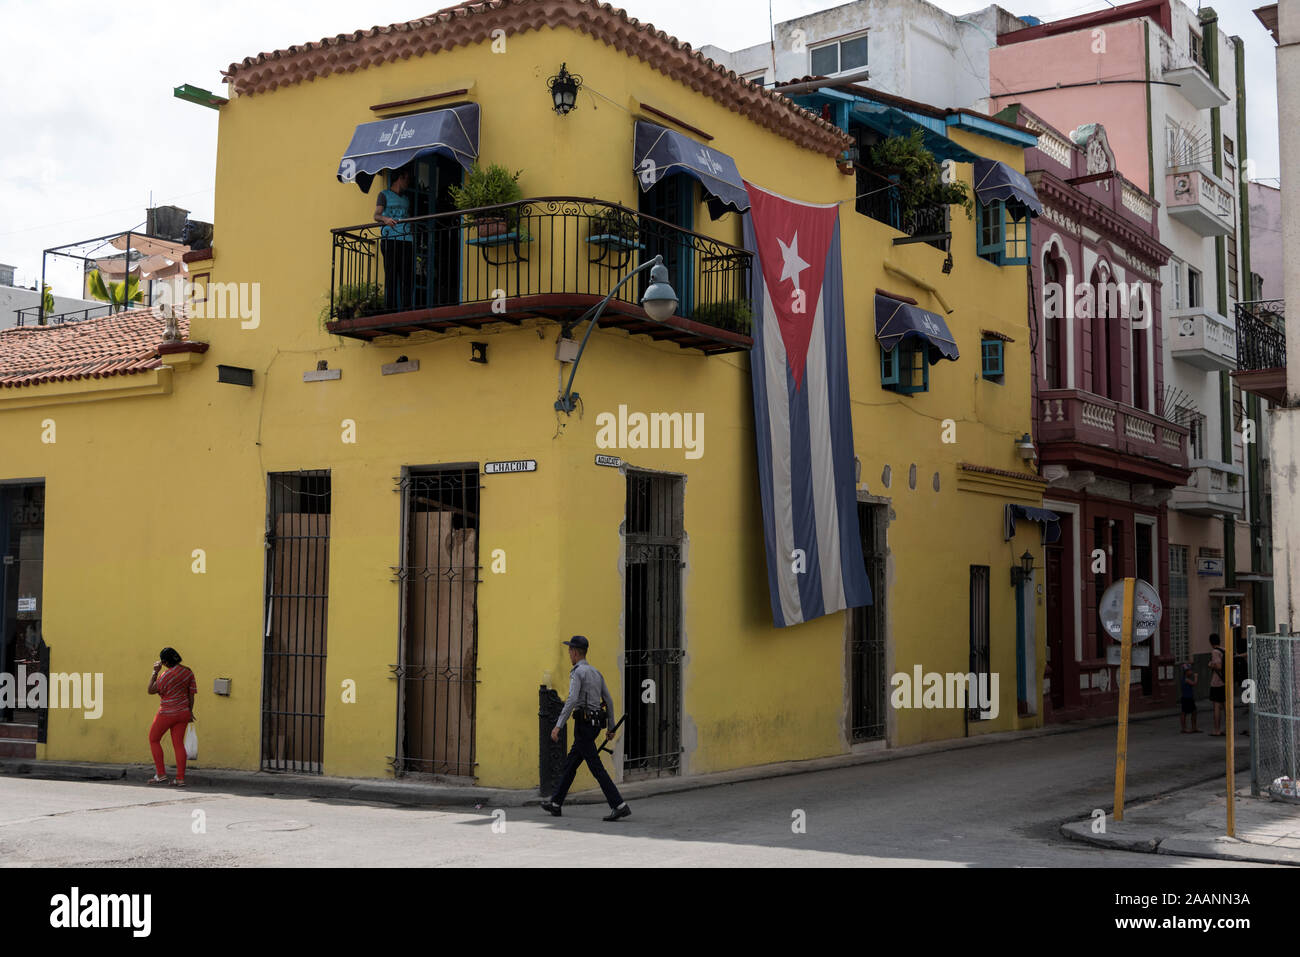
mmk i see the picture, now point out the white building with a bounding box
[699,0,1029,110]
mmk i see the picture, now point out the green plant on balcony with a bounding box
[691,298,753,333]
[449,163,524,236]
[326,282,384,323]
[86,269,143,314]
[867,129,973,221]
[589,208,639,241]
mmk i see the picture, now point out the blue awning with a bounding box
[634,121,749,219]
[1005,503,1061,545]
[852,104,980,164]
[973,159,1043,217]
[338,104,480,193]
[874,294,959,363]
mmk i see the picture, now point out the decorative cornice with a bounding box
[222,0,853,157]
[1031,170,1171,270]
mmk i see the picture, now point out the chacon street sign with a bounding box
[484,460,537,474]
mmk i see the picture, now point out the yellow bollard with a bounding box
[1224,604,1236,838]
[1113,577,1136,823]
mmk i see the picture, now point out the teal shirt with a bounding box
[378,188,412,241]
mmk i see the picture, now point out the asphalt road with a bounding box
[0,710,1261,867]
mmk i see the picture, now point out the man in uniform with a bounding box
[541,636,631,821]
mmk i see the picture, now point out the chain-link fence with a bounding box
[1249,627,1300,798]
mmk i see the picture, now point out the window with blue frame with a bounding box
[881,339,928,394]
[981,337,1004,383]
[976,199,1030,265]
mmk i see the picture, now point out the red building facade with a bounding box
[999,105,1189,720]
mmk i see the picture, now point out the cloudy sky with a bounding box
[0,0,1281,296]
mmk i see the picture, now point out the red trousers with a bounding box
[149,711,191,779]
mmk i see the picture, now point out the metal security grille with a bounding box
[969,566,991,721]
[262,471,331,773]
[623,470,684,776]
[1249,630,1300,796]
[0,483,47,738]
[393,467,481,778]
[850,502,887,742]
[1169,545,1190,662]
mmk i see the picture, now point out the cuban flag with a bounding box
[744,183,872,628]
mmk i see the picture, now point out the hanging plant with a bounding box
[867,129,973,221]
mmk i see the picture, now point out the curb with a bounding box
[0,705,1184,809]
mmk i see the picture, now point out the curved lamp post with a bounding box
[554,254,677,414]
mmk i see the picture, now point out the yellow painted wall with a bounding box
[0,22,1045,788]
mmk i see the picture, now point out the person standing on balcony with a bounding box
[375,165,414,312]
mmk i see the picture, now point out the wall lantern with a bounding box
[548,63,583,116]
[1011,550,1035,587]
[470,342,489,364]
[1016,432,1036,461]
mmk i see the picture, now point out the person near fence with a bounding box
[1208,633,1226,736]
[1179,661,1200,733]
[147,647,195,787]
[540,636,631,821]
[375,165,415,312]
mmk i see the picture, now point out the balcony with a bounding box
[326,197,752,355]
[1163,64,1230,110]
[1232,299,1287,404]
[854,166,951,252]
[1167,306,1237,372]
[1170,460,1246,518]
[14,304,115,327]
[1038,388,1189,485]
[1165,165,1234,237]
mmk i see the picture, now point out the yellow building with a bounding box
[0,0,1049,790]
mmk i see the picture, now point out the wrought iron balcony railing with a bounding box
[14,304,116,327]
[328,197,753,352]
[854,166,951,252]
[1235,299,1286,372]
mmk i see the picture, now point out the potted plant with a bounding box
[692,298,753,333]
[587,208,642,253]
[328,282,384,322]
[866,129,973,222]
[449,163,524,238]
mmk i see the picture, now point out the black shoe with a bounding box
[603,804,631,822]
[540,800,562,817]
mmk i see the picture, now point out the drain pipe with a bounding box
[884,260,953,314]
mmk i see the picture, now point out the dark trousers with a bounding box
[381,239,415,312]
[552,720,625,809]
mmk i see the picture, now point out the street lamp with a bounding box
[548,63,582,116]
[554,254,677,414]
[1011,550,1035,587]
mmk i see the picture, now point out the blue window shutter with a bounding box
[981,339,1004,379]
[881,345,900,387]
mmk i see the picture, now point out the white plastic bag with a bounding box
[184,723,198,761]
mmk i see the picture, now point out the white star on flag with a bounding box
[777,233,810,292]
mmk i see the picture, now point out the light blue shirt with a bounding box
[378,188,412,241]
[556,659,615,730]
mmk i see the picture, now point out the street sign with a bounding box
[594,454,623,468]
[1100,578,1162,642]
[484,460,537,475]
[1106,645,1149,667]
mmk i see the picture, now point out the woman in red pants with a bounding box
[146,647,195,787]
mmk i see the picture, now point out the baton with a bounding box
[598,713,626,755]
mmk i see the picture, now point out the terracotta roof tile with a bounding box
[222,0,852,157]
[0,307,191,390]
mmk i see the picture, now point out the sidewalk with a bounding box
[1062,781,1300,865]
[0,706,1179,809]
